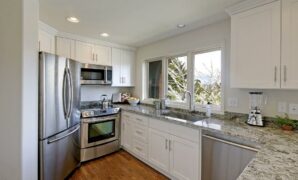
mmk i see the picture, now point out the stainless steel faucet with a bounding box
[182,91,195,112]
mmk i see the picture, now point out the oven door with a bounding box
[81,115,119,148]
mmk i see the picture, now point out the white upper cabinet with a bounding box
[75,40,112,65]
[39,30,55,54]
[93,45,112,66]
[281,0,298,89]
[112,48,135,87]
[75,41,95,64]
[230,0,281,89]
[56,37,75,59]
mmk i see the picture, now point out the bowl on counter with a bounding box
[128,99,140,106]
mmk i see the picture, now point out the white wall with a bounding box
[135,19,298,119]
[81,86,133,101]
[0,0,38,180]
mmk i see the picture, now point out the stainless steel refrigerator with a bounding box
[38,52,81,180]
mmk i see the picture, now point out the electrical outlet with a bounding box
[289,104,298,115]
[278,102,287,113]
[228,97,238,107]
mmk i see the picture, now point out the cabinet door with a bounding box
[75,41,94,64]
[39,30,55,54]
[281,0,298,89]
[121,50,135,87]
[56,37,75,59]
[170,135,199,180]
[93,45,112,66]
[111,48,122,86]
[230,1,281,88]
[148,128,170,173]
[121,114,133,151]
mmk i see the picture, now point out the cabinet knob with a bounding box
[284,65,287,83]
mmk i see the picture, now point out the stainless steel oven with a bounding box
[81,114,120,162]
[80,64,112,85]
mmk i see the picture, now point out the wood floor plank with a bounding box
[69,150,169,180]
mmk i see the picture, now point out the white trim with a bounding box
[39,21,58,35]
[226,0,278,15]
[56,31,136,51]
[192,42,225,114]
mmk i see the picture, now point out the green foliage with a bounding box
[275,114,298,128]
[167,57,221,105]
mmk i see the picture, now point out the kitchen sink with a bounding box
[161,111,206,122]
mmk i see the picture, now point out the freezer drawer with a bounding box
[39,125,80,180]
[202,135,258,180]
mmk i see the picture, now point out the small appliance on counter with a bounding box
[247,92,265,127]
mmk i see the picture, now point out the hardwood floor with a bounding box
[69,150,169,180]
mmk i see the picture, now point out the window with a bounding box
[167,56,187,102]
[148,60,163,99]
[193,50,221,105]
[144,45,223,112]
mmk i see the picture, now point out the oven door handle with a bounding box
[82,115,119,123]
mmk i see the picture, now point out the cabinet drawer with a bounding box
[134,114,148,126]
[133,124,148,143]
[169,123,199,143]
[121,111,134,121]
[149,118,170,133]
[133,140,148,160]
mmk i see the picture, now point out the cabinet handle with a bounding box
[136,118,142,122]
[165,139,168,150]
[284,65,287,82]
[169,140,171,151]
[274,66,277,83]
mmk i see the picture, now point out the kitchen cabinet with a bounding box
[230,0,281,88]
[148,118,200,180]
[112,48,135,87]
[121,112,133,151]
[75,41,94,64]
[170,135,199,180]
[39,30,55,54]
[281,0,298,89]
[75,40,112,65]
[55,37,75,59]
[148,128,170,173]
[93,45,112,66]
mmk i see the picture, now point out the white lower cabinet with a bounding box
[121,112,201,180]
[121,113,133,150]
[148,128,170,172]
[170,135,199,180]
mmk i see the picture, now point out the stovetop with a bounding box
[81,107,120,118]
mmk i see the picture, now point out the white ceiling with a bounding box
[39,0,243,47]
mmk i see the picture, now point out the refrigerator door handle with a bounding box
[47,125,80,144]
[62,68,68,119]
[66,68,73,120]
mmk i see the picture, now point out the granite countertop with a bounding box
[117,104,298,180]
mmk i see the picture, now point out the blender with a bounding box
[247,92,264,126]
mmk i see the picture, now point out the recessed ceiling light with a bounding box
[100,33,109,37]
[66,16,80,23]
[177,24,186,28]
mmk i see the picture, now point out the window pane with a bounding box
[167,56,187,102]
[148,60,163,99]
[194,50,221,105]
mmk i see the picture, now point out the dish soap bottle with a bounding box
[206,102,212,117]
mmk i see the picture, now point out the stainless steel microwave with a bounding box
[80,64,112,85]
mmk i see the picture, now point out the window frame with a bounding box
[191,45,225,114]
[142,42,225,114]
[165,53,189,109]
